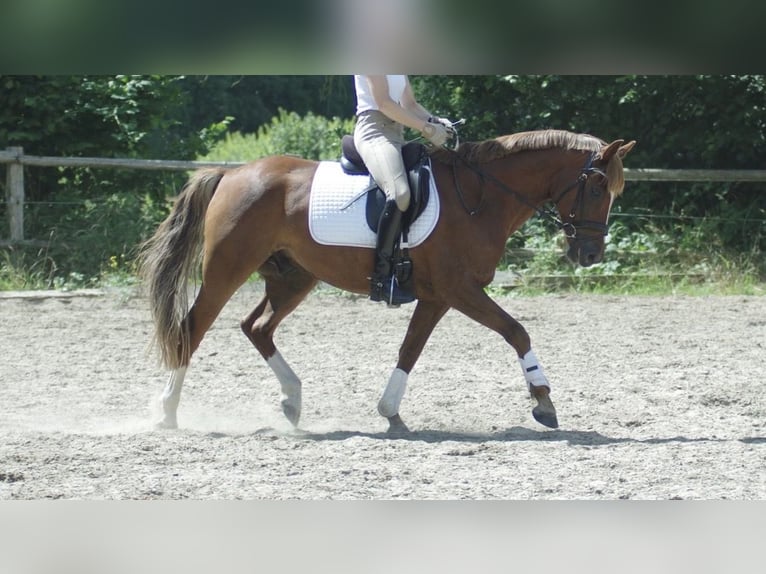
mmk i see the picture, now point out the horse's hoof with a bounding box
[386,414,410,435]
[281,402,301,427]
[155,419,178,430]
[532,406,559,429]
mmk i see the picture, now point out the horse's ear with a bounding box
[598,140,624,162]
[617,140,636,158]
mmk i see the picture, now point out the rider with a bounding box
[353,75,452,305]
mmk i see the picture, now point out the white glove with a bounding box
[421,121,449,147]
[430,116,454,130]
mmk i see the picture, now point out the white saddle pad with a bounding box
[308,160,440,248]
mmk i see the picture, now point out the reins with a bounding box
[439,145,608,239]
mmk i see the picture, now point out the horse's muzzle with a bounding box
[567,238,604,267]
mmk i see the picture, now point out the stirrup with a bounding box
[369,275,415,307]
[385,276,416,307]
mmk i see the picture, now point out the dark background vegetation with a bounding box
[1,75,764,289]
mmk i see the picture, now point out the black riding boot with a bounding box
[369,199,415,306]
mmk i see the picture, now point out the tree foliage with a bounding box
[0,75,223,203]
[177,75,354,135]
[0,75,203,158]
[412,75,766,170]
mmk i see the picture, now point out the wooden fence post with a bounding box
[5,146,24,241]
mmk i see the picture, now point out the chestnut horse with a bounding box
[139,129,635,433]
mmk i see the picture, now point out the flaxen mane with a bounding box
[431,129,625,196]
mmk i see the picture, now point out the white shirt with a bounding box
[354,75,407,115]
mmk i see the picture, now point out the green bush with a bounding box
[199,109,355,162]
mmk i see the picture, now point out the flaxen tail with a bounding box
[138,168,226,369]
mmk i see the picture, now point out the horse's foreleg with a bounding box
[380,301,449,433]
[451,287,558,429]
[519,350,558,429]
[241,257,317,427]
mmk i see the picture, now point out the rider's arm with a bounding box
[366,75,431,133]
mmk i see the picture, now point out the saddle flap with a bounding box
[365,162,431,232]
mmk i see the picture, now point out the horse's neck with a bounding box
[480,153,558,233]
[492,149,577,199]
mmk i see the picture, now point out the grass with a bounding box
[491,251,765,296]
[0,247,138,292]
[492,273,765,297]
[0,249,57,291]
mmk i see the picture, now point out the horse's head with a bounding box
[554,139,636,267]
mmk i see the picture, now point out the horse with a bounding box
[139,129,635,433]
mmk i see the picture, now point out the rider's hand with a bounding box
[421,121,449,147]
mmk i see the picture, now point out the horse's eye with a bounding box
[590,175,608,197]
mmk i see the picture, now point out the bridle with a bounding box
[549,151,610,239]
[444,147,611,240]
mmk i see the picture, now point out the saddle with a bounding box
[339,135,432,292]
[340,135,431,233]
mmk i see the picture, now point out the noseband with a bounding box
[447,148,610,240]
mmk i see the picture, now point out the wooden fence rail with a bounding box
[3,146,766,243]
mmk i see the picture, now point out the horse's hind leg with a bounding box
[240,253,318,427]
[156,367,187,429]
[155,278,245,429]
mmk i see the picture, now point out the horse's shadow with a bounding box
[273,426,765,446]
[204,425,766,446]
